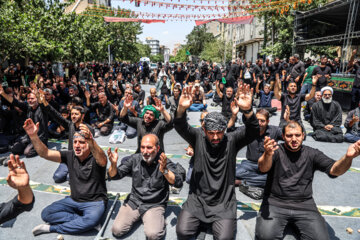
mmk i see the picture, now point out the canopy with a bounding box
[104,17,165,24]
[195,15,254,26]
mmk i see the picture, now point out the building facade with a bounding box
[65,0,111,14]
[145,37,160,55]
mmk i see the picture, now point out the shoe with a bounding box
[0,156,7,166]
[238,182,264,200]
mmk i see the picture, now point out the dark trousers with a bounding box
[176,209,236,240]
[42,196,105,234]
[236,160,267,188]
[351,86,360,110]
[53,163,69,183]
[255,205,329,240]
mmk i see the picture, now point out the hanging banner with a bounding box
[195,15,254,25]
[104,16,165,23]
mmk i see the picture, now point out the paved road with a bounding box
[0,84,359,240]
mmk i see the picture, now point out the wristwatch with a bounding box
[163,168,169,175]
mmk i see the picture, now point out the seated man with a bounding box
[344,101,360,143]
[255,121,359,240]
[85,91,114,136]
[202,78,214,99]
[303,91,321,122]
[22,119,108,236]
[189,83,207,112]
[0,154,34,224]
[146,88,158,106]
[255,80,277,114]
[165,85,181,114]
[311,86,343,143]
[108,134,184,239]
[236,109,282,200]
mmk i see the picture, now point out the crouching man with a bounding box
[22,118,108,236]
[107,134,184,240]
[255,120,360,240]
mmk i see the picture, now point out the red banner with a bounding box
[195,15,254,25]
[104,16,165,23]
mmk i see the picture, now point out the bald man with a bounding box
[108,134,184,239]
[85,91,114,136]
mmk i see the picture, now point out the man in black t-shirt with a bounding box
[255,121,360,240]
[348,49,360,109]
[23,119,108,236]
[312,56,332,90]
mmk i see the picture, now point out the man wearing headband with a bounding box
[118,93,173,161]
[310,86,343,142]
[175,84,260,239]
[23,118,108,236]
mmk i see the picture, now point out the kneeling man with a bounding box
[255,120,360,240]
[108,134,184,240]
[22,119,108,236]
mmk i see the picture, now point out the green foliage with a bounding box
[185,25,215,56]
[169,56,176,63]
[174,48,188,62]
[0,0,143,64]
[150,54,164,63]
[200,39,231,63]
[305,46,338,59]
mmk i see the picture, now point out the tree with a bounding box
[200,39,232,63]
[174,48,188,62]
[185,25,215,56]
[150,54,164,63]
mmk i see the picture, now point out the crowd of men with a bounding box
[0,53,360,239]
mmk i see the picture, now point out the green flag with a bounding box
[186,50,191,56]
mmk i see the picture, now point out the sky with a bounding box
[111,0,228,52]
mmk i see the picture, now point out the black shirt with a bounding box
[221,91,234,120]
[112,153,183,215]
[0,195,34,224]
[119,115,173,153]
[60,150,107,202]
[353,63,360,87]
[89,101,114,123]
[173,70,188,83]
[246,125,282,162]
[263,144,336,211]
[174,113,259,222]
[253,64,264,80]
[312,65,332,89]
[280,93,306,122]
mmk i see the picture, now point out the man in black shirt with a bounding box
[85,91,114,136]
[348,50,360,109]
[0,154,34,224]
[312,56,332,90]
[0,85,49,158]
[274,74,318,128]
[173,65,188,88]
[175,85,259,240]
[235,109,282,200]
[202,78,213,99]
[23,119,108,236]
[216,81,235,120]
[255,120,360,240]
[289,54,305,91]
[108,134,184,239]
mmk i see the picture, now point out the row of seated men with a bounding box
[0,83,359,240]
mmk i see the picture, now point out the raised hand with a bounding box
[37,89,46,104]
[23,118,39,137]
[178,86,193,110]
[312,75,319,85]
[235,82,253,111]
[352,114,360,123]
[107,147,119,165]
[230,101,239,116]
[346,140,360,159]
[7,154,29,190]
[158,152,167,173]
[284,105,290,122]
[124,95,133,108]
[0,84,4,95]
[84,90,91,99]
[185,146,194,157]
[264,136,279,156]
[152,97,164,112]
[79,123,93,140]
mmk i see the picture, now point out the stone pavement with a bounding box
[0,84,359,240]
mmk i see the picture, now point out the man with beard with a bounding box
[175,84,260,240]
[39,90,94,183]
[236,109,282,200]
[22,119,107,236]
[274,74,318,128]
[255,121,360,240]
[289,54,306,91]
[108,134,184,239]
[119,94,173,154]
[303,91,322,122]
[344,101,360,143]
[348,50,360,109]
[216,82,235,121]
[77,62,90,82]
[165,85,181,114]
[312,56,332,91]
[311,86,343,142]
[0,85,48,158]
[173,65,188,88]
[255,81,277,115]
[268,57,282,90]
[85,91,114,136]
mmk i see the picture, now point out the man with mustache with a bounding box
[22,118,107,236]
[255,121,360,239]
[107,134,184,239]
[310,86,343,143]
[0,84,48,158]
[175,84,260,240]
